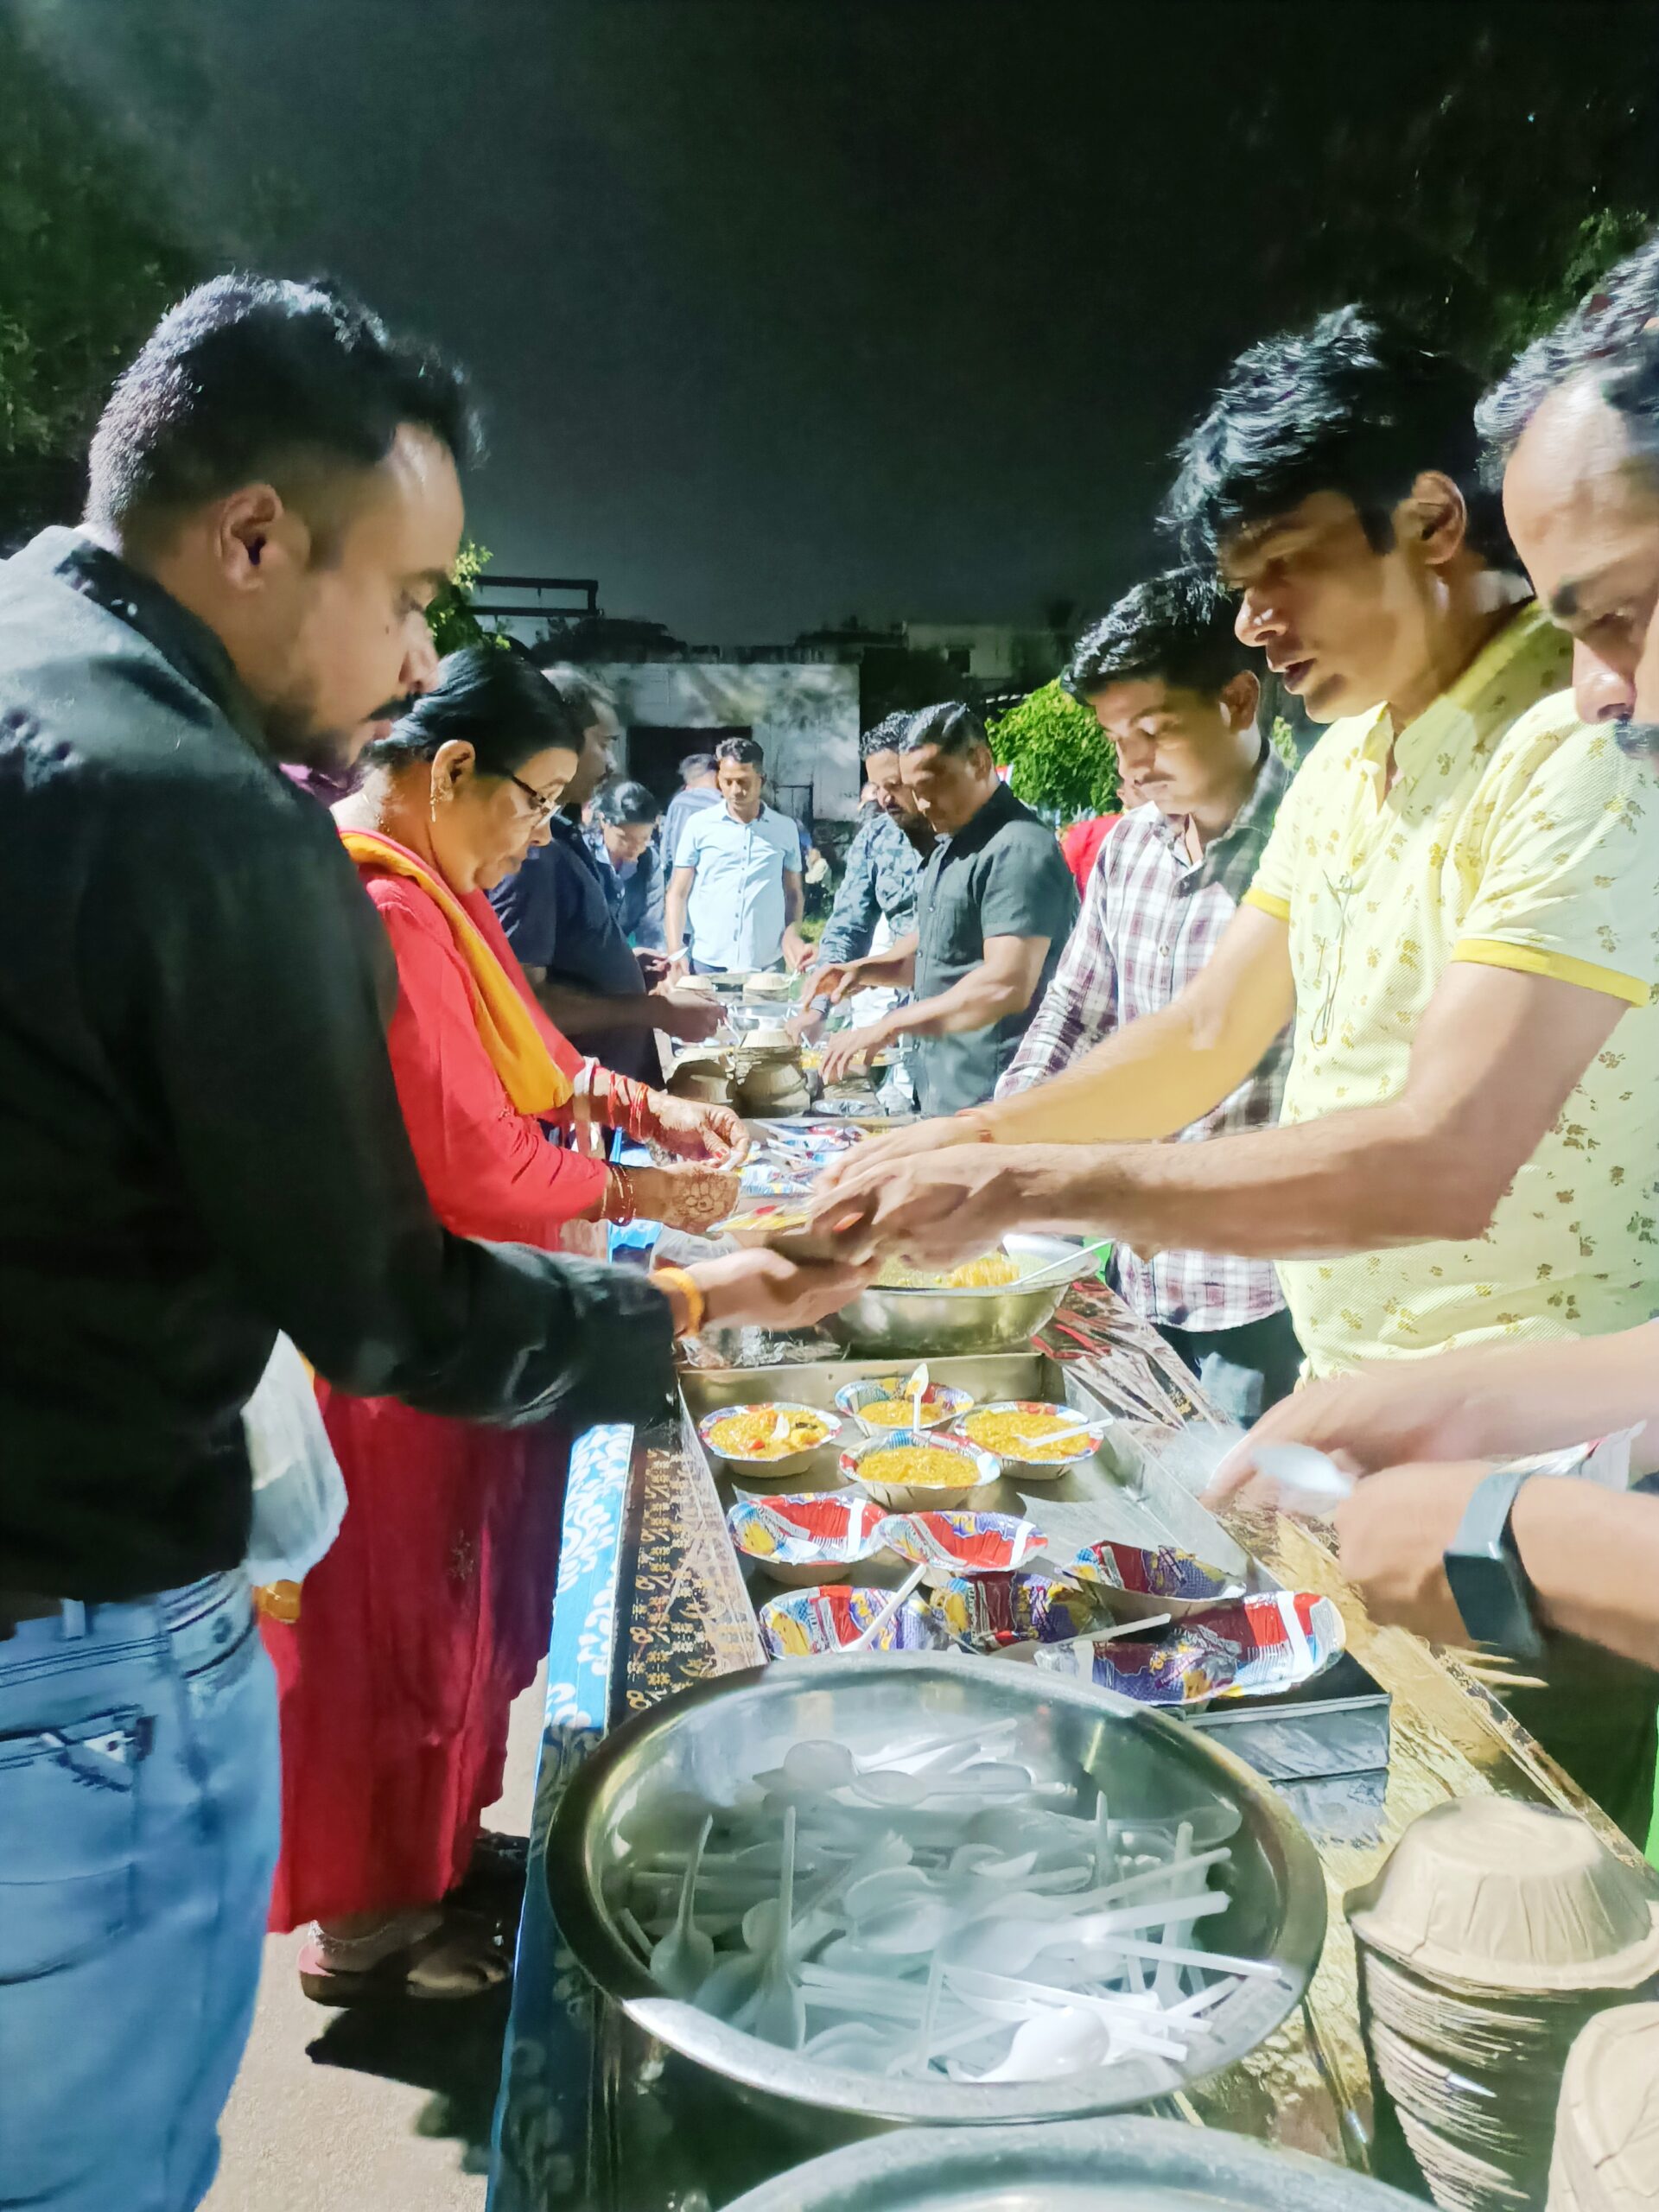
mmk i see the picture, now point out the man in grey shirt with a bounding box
[815,702,1078,1114]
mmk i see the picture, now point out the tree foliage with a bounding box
[0,21,194,534]
[426,540,510,658]
[1242,22,1659,372]
[988,679,1117,819]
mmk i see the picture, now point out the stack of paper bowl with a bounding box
[1548,2003,1659,2211]
[1345,1799,1659,2212]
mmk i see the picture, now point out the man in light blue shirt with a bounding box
[664,734,809,972]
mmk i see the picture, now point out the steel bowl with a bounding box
[720,2115,1422,2211]
[824,1234,1100,1357]
[547,1652,1327,2130]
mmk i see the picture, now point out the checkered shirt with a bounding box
[997,748,1294,1332]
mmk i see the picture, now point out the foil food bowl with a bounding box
[546,1653,1327,2130]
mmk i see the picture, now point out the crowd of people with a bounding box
[3,224,1659,2209]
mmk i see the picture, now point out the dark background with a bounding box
[4,0,1659,641]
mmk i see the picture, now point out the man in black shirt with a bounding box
[0,275,858,2212]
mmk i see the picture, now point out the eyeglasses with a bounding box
[507,772,560,825]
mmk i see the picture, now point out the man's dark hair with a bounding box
[1477,232,1659,480]
[1166,305,1515,571]
[590,777,661,827]
[859,712,911,760]
[1065,567,1258,701]
[86,274,479,550]
[358,647,585,779]
[539,664,619,734]
[715,734,764,769]
[896,701,990,759]
[679,751,719,784]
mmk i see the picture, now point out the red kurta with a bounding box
[264,852,609,1927]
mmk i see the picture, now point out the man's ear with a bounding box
[1397,471,1468,569]
[216,484,308,593]
[1219,669,1261,729]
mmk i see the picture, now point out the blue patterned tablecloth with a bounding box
[487,1415,634,2210]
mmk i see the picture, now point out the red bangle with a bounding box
[604,1165,637,1224]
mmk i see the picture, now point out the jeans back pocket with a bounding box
[0,1706,148,1980]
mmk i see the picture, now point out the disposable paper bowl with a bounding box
[699,1402,843,1483]
[840,1428,1002,1511]
[1552,2001,1659,2212]
[955,1400,1110,1473]
[1347,1798,1659,1994]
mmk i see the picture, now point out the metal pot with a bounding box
[825,1234,1099,1357]
[547,1652,1326,2131]
[720,2115,1422,2211]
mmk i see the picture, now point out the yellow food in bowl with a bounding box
[874,1252,1021,1290]
[858,1446,980,1489]
[962,1409,1091,1460]
[709,1408,830,1459]
[861,1398,951,1429]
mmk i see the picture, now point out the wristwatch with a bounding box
[1442,1466,1545,1659]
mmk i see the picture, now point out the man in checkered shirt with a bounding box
[997,568,1301,1416]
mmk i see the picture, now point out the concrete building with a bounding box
[592,656,862,826]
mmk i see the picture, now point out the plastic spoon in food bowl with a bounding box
[1014,1412,1101,1450]
[900,1361,929,1430]
[855,1758,1043,1806]
[847,1560,929,1653]
[648,1814,715,1997]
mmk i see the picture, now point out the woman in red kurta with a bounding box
[264,652,744,2001]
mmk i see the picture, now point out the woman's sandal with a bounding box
[298,1910,512,2005]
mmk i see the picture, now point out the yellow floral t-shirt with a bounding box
[1243,603,1659,1376]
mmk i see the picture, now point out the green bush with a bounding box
[987,679,1118,818]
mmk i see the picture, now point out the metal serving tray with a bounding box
[680,1348,1256,1586]
[677,1351,1391,1843]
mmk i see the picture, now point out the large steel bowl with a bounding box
[825,1233,1099,1357]
[546,1652,1326,2130]
[721,2115,1423,2212]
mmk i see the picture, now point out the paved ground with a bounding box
[204,1666,546,2212]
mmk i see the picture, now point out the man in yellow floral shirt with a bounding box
[814,309,1659,1386]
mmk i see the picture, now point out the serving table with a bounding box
[486,1267,1650,2212]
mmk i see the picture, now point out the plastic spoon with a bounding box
[745,1806,805,2048]
[648,1815,715,1997]
[959,2006,1112,2082]
[847,1560,928,1653]
[950,1888,1229,1974]
[1250,1441,1356,1515]
[903,1361,929,1431]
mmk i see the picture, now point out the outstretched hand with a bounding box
[804,1145,1027,1266]
[814,1112,985,1195]
[687,1248,880,1332]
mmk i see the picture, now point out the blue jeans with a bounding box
[0,1574,279,2211]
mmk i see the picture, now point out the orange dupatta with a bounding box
[340,830,574,1115]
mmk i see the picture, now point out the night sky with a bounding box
[14,0,1659,640]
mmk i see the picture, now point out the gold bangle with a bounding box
[652,1263,707,1339]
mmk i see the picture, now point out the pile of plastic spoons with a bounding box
[612,1726,1276,2084]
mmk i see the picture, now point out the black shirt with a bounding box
[490,816,662,1084]
[912,779,1079,1116]
[0,531,674,1600]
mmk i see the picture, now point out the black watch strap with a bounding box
[1443,1466,1544,1659]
